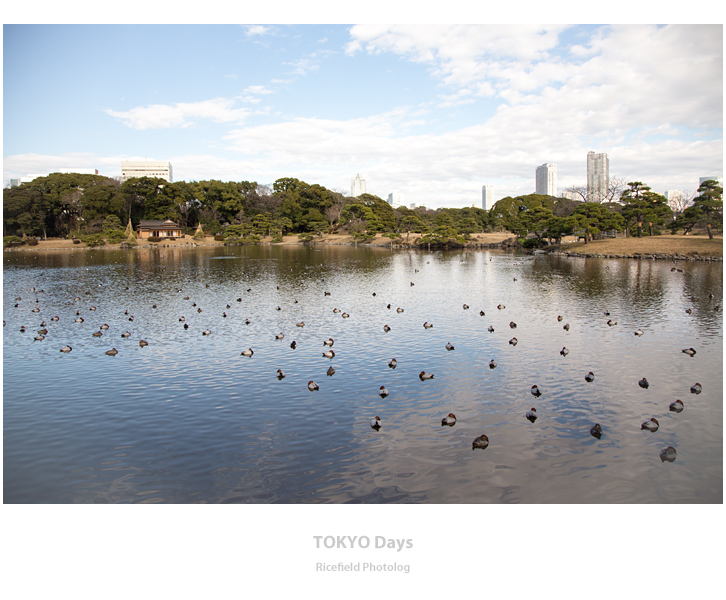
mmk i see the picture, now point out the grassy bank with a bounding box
[557,234,722,258]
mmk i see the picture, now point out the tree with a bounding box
[572,202,625,242]
[675,179,723,238]
[619,182,672,237]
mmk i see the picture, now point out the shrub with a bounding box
[104,229,127,244]
[214,234,225,241]
[26,237,39,246]
[298,233,314,243]
[147,236,162,243]
[3,236,23,247]
[72,239,81,244]
[271,234,283,243]
[83,234,106,247]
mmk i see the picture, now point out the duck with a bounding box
[419,371,434,380]
[634,329,644,336]
[669,399,684,413]
[690,382,702,395]
[379,385,389,398]
[100,323,109,330]
[92,331,103,337]
[333,308,341,313]
[590,423,603,439]
[509,337,518,346]
[51,316,59,322]
[497,304,505,310]
[323,338,334,346]
[202,329,211,336]
[179,316,185,322]
[441,413,456,426]
[479,310,485,316]
[121,331,131,338]
[462,304,469,310]
[388,358,397,369]
[445,342,455,351]
[326,366,335,376]
[245,319,251,325]
[322,350,335,359]
[75,317,84,323]
[557,315,563,322]
[139,340,149,347]
[105,348,119,356]
[370,416,382,429]
[560,347,569,356]
[222,312,227,318]
[383,325,391,332]
[38,328,48,335]
[423,322,433,329]
[472,434,489,450]
[660,446,677,462]
[607,319,617,326]
[395,307,404,314]
[681,347,696,357]
[641,417,659,432]
[276,369,286,380]
[342,312,350,318]
[526,407,538,422]
[308,381,319,392]
[241,348,254,357]
[638,378,649,389]
[509,321,517,329]
[276,333,285,340]
[290,341,297,349]
[60,345,72,353]
[487,326,494,333]
[489,359,497,369]
[531,385,542,397]
[585,371,595,383]
[685,308,692,314]
[183,323,189,330]
[296,321,305,327]
[563,323,570,331]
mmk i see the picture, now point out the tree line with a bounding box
[3,173,722,245]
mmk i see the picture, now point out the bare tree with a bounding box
[324,193,348,229]
[666,190,696,218]
[565,176,626,204]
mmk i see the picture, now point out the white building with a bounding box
[387,192,405,208]
[481,185,494,210]
[9,168,99,187]
[699,176,723,187]
[587,151,609,202]
[121,161,173,183]
[351,173,366,197]
[536,163,557,196]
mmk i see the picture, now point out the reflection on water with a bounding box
[3,245,723,503]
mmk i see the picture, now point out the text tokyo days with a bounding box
[313,536,413,552]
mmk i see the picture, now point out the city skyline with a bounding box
[3,23,723,208]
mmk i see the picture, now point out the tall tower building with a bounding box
[351,173,366,197]
[587,151,609,202]
[536,163,557,196]
[482,185,494,210]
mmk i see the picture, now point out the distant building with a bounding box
[351,173,366,197]
[561,190,581,202]
[482,185,494,210]
[8,168,99,187]
[387,193,405,208]
[699,176,723,187]
[587,151,609,202]
[137,220,183,239]
[121,161,173,183]
[536,163,557,196]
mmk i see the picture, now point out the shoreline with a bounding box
[4,232,722,261]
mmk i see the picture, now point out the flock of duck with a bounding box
[5,256,714,468]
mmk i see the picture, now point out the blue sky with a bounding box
[3,20,723,207]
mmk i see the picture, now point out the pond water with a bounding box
[3,245,722,503]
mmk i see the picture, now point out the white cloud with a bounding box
[244,25,271,37]
[105,98,251,130]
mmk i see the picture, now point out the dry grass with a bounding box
[560,234,722,257]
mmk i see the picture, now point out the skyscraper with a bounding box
[351,173,366,197]
[121,161,173,182]
[587,151,609,202]
[535,163,557,196]
[482,185,494,210]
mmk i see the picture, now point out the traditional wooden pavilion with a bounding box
[137,220,183,239]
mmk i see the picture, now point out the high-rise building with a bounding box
[587,151,609,202]
[482,185,494,210]
[121,161,173,182]
[699,176,723,187]
[536,163,557,196]
[351,173,366,197]
[387,193,405,208]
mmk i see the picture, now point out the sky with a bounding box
[2,20,723,208]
